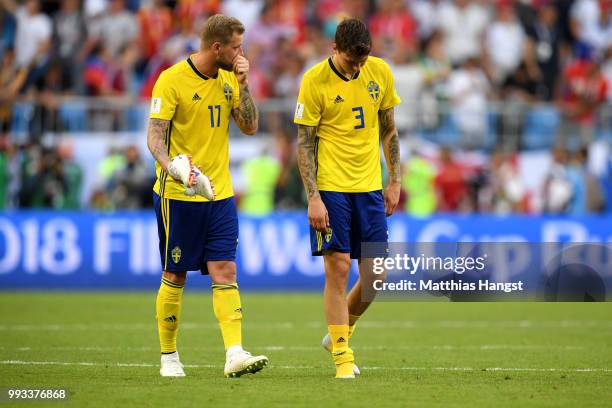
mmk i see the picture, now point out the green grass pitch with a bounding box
[0,292,611,407]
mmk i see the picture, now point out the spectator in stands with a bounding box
[247,3,295,74]
[273,47,304,99]
[0,0,51,90]
[542,147,573,213]
[446,57,491,149]
[175,0,219,28]
[83,44,130,96]
[30,62,64,138]
[435,147,468,212]
[402,150,437,216]
[56,138,82,209]
[436,0,491,65]
[52,0,86,94]
[221,0,264,31]
[274,130,305,209]
[391,46,422,134]
[0,47,28,132]
[570,0,612,55]
[497,62,538,151]
[239,144,280,216]
[572,147,606,213]
[557,51,609,149]
[409,0,441,40]
[369,0,418,60]
[486,150,528,213]
[109,145,150,208]
[524,0,562,101]
[484,0,525,85]
[18,141,68,208]
[138,0,174,63]
[84,0,139,61]
[418,31,451,131]
[0,6,15,62]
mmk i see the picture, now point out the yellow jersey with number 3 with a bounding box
[150,56,240,201]
[294,56,401,193]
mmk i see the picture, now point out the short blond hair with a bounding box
[201,14,245,46]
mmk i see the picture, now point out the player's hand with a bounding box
[167,154,194,186]
[233,55,249,85]
[384,181,401,216]
[185,165,216,200]
[308,195,329,232]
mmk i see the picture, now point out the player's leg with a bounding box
[323,250,355,378]
[327,191,387,363]
[156,270,186,377]
[208,260,268,377]
[346,257,381,330]
[208,261,242,352]
[204,197,268,377]
[153,194,207,377]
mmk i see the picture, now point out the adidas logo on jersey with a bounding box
[334,95,344,104]
[164,315,177,323]
[192,93,202,101]
[337,337,346,343]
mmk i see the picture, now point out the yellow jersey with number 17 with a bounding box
[150,56,240,202]
[294,56,401,193]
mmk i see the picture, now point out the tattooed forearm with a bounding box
[296,124,320,199]
[147,118,171,170]
[379,108,401,183]
[232,84,258,135]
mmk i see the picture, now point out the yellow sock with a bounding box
[156,277,184,354]
[212,283,243,350]
[328,324,354,377]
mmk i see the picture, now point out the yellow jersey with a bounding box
[150,56,240,201]
[294,56,401,192]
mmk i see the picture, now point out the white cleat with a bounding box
[322,333,360,375]
[160,352,186,377]
[224,350,269,378]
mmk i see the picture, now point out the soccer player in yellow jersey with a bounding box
[147,14,268,378]
[294,18,401,379]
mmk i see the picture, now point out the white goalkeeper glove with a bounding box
[184,165,215,201]
[167,154,215,200]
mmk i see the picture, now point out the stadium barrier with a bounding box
[0,212,610,290]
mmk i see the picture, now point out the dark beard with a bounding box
[217,59,234,71]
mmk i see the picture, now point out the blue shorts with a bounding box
[154,193,238,274]
[310,191,388,259]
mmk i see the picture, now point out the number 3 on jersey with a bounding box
[208,105,221,128]
[352,106,364,129]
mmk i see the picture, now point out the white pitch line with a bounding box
[1,320,611,331]
[1,360,610,373]
[3,344,586,352]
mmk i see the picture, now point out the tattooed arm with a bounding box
[297,124,328,231]
[231,83,258,135]
[147,118,171,171]
[379,107,401,216]
[297,124,319,200]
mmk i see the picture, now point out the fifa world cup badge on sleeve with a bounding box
[295,102,304,120]
[151,98,162,114]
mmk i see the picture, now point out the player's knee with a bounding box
[324,252,351,283]
[163,270,187,286]
[208,261,237,284]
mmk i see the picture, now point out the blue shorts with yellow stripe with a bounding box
[153,192,238,274]
[310,190,388,259]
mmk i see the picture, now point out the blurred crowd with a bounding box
[0,0,610,214]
